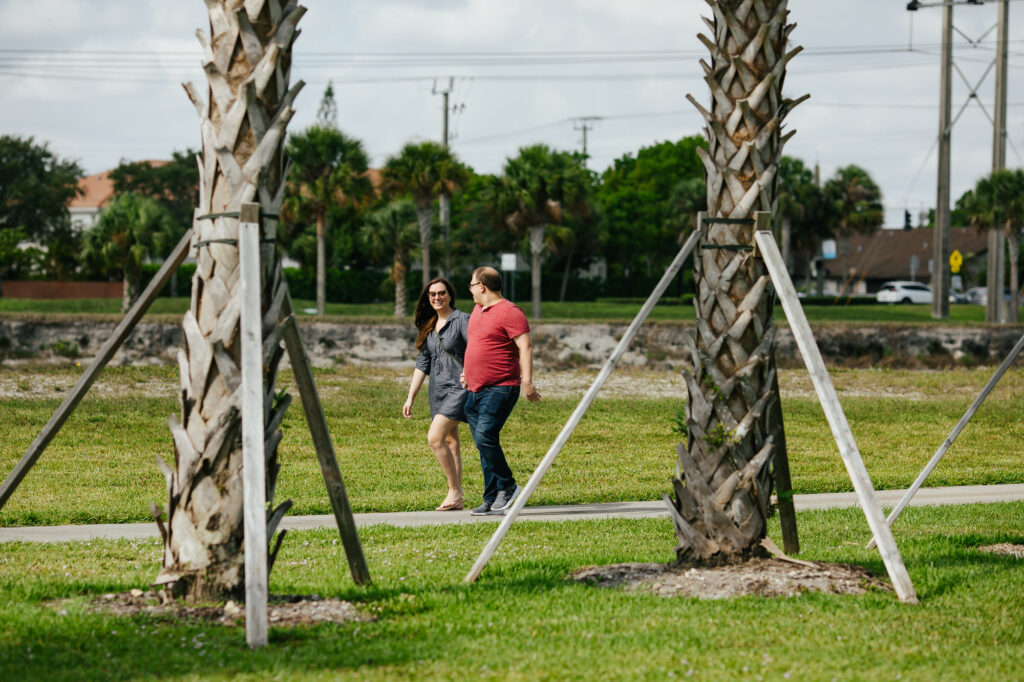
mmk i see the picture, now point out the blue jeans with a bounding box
[465,385,520,504]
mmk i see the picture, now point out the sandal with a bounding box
[436,496,464,511]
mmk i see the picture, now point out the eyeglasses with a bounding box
[428,291,448,298]
[468,281,481,291]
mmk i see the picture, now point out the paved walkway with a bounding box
[2,483,1023,543]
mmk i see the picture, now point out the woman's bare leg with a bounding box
[428,415,463,506]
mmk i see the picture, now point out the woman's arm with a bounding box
[403,368,428,418]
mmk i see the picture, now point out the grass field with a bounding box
[2,296,1019,324]
[1,365,1022,525]
[2,504,1023,680]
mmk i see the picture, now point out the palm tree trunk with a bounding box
[393,253,408,317]
[416,203,432,289]
[316,209,326,316]
[669,0,803,566]
[559,244,573,303]
[155,0,304,602]
[529,224,546,319]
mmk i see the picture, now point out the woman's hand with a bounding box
[402,397,414,418]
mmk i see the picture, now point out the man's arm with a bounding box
[512,332,540,402]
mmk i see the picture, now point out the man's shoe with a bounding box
[469,501,491,516]
[489,484,522,513]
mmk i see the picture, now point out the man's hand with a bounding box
[402,398,414,418]
[522,379,541,402]
[459,373,467,388]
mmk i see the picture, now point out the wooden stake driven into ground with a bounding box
[754,228,918,604]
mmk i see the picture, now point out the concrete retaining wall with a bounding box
[1,317,1021,369]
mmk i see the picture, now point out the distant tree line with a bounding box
[4,102,1020,316]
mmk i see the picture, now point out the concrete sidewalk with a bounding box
[2,483,1023,544]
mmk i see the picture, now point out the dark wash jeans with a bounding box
[465,385,520,504]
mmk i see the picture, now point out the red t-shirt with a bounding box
[464,299,530,392]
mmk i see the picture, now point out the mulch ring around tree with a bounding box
[977,543,1024,559]
[76,590,374,627]
[571,558,892,599]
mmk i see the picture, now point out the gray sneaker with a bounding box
[487,484,522,514]
[469,501,491,516]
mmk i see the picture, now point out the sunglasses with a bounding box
[428,291,448,298]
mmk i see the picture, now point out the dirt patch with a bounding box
[978,543,1024,559]
[570,558,892,599]
[79,590,373,627]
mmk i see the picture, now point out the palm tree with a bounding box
[156,0,304,602]
[824,165,883,235]
[961,168,1024,322]
[671,0,804,566]
[82,192,173,312]
[283,126,373,316]
[359,200,420,317]
[383,141,469,288]
[776,156,828,278]
[488,144,590,319]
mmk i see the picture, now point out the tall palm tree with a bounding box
[283,126,373,316]
[823,165,884,235]
[359,200,420,317]
[961,168,1024,322]
[155,0,305,601]
[489,144,590,319]
[82,192,173,312]
[670,0,804,566]
[383,141,469,288]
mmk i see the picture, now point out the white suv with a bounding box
[876,281,933,304]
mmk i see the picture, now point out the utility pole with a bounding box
[932,1,953,319]
[434,78,454,278]
[987,0,1008,323]
[573,116,601,166]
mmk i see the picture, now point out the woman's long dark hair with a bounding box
[414,277,457,350]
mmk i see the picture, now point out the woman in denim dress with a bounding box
[403,277,470,511]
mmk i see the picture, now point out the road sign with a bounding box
[950,249,963,274]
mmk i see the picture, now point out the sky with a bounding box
[1,0,1021,228]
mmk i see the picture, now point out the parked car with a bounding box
[961,286,1011,306]
[876,281,933,304]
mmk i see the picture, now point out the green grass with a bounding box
[2,503,1024,680]
[2,296,1019,324]
[1,365,1022,525]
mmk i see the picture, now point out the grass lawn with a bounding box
[0,365,1022,525]
[2,296,1019,324]
[2,503,1024,680]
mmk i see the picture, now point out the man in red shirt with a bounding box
[460,266,541,515]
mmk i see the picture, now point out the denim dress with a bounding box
[415,308,469,422]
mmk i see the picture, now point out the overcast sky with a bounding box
[1,0,1021,227]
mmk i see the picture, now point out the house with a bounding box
[818,227,988,296]
[68,170,115,232]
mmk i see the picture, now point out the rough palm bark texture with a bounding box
[667,0,804,566]
[153,0,305,601]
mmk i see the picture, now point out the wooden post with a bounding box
[239,203,268,648]
[0,228,193,512]
[465,227,701,583]
[867,329,1024,549]
[280,295,371,586]
[753,212,799,555]
[754,229,918,604]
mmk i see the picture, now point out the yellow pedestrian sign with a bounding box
[950,249,963,274]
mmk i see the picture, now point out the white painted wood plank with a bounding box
[754,229,918,604]
[239,204,268,647]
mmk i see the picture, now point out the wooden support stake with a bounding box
[465,227,701,583]
[867,329,1024,549]
[239,203,268,648]
[0,228,194,512]
[754,229,918,604]
[280,295,371,586]
[752,212,800,556]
